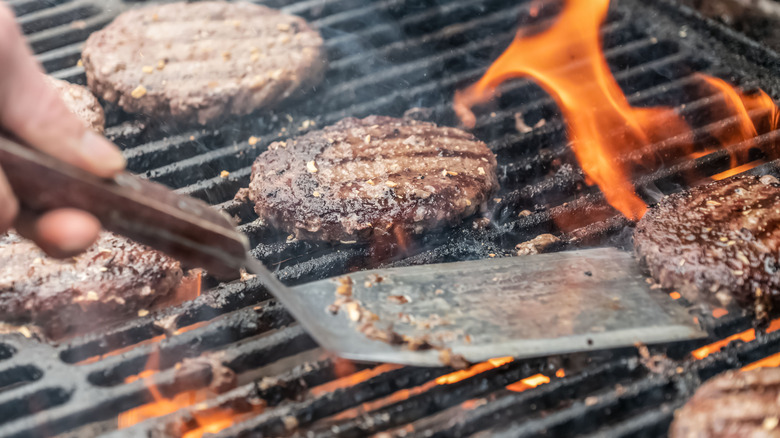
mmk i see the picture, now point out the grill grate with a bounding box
[4,0,780,437]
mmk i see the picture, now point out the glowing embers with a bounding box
[435,357,514,385]
[118,349,211,428]
[506,373,551,392]
[454,0,780,220]
[117,345,242,431]
[692,318,780,360]
[743,352,780,371]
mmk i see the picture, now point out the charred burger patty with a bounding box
[242,116,499,242]
[81,1,326,125]
[0,231,183,337]
[634,175,780,316]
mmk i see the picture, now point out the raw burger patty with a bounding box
[670,368,780,437]
[634,175,780,316]
[48,77,105,133]
[242,116,499,242]
[81,1,325,124]
[0,231,183,337]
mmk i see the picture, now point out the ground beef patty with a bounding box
[634,175,780,317]
[81,1,325,125]
[242,116,499,242]
[48,77,104,133]
[0,231,183,337]
[670,368,780,437]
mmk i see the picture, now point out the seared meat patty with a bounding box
[634,175,780,317]
[81,1,325,125]
[48,77,105,133]
[670,368,780,438]
[243,116,499,242]
[0,231,183,337]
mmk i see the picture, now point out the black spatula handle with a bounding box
[0,134,249,279]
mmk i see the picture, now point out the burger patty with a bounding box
[81,1,325,125]
[48,77,105,133]
[634,175,780,317]
[0,231,183,337]
[242,116,499,242]
[670,368,780,438]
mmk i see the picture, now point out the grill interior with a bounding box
[6,0,780,436]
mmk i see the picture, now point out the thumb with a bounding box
[0,4,125,178]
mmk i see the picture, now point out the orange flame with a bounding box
[743,352,780,371]
[77,320,209,365]
[435,356,514,385]
[700,75,779,166]
[181,403,265,438]
[506,373,551,392]
[454,0,780,220]
[692,318,780,360]
[118,348,210,428]
[309,364,402,397]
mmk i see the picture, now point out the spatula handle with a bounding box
[0,134,249,279]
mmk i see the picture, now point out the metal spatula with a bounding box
[0,136,705,366]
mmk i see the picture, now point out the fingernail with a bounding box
[80,131,126,176]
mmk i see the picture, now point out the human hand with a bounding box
[0,3,126,257]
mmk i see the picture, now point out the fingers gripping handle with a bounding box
[0,135,249,279]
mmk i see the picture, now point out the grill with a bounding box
[6,0,780,436]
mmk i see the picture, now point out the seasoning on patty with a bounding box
[634,175,780,318]
[241,116,499,242]
[81,1,326,125]
[0,231,183,338]
[670,368,780,438]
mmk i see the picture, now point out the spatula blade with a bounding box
[281,248,705,367]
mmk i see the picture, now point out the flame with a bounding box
[555,368,565,378]
[181,404,265,438]
[692,318,780,360]
[182,416,236,438]
[506,373,551,392]
[711,308,729,319]
[435,356,514,385]
[332,358,358,378]
[77,321,209,365]
[743,352,780,371]
[309,364,401,396]
[118,348,210,428]
[163,270,203,306]
[669,292,681,300]
[328,357,515,422]
[454,0,780,219]
[711,160,766,181]
[700,75,779,167]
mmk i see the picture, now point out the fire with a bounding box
[181,404,265,438]
[77,321,209,365]
[454,0,780,220]
[699,74,779,167]
[435,356,514,385]
[506,373,551,392]
[118,349,208,428]
[692,318,780,360]
[711,308,729,319]
[309,364,401,396]
[743,352,780,371]
[711,160,766,181]
[329,357,516,422]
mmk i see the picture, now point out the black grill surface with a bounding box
[5,0,780,437]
